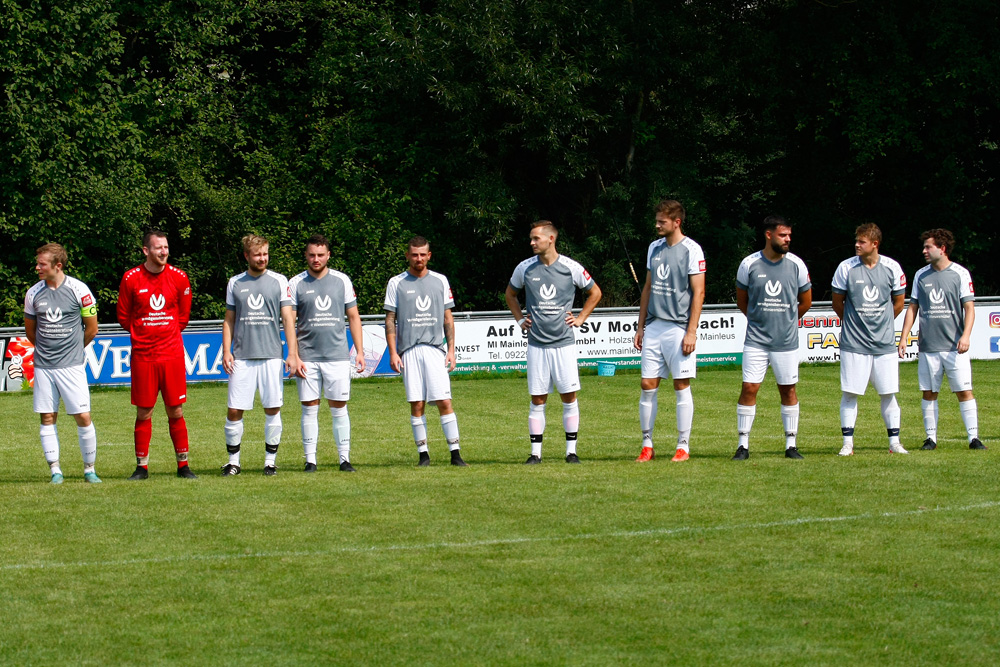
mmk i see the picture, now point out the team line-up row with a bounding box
[22,200,986,482]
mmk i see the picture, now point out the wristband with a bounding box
[517,318,526,328]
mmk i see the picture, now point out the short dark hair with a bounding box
[36,243,68,269]
[761,215,790,233]
[142,229,167,248]
[530,220,558,237]
[855,223,882,245]
[407,235,430,251]
[921,228,956,256]
[654,199,685,221]
[304,233,331,253]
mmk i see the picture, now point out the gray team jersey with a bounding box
[831,255,907,355]
[736,252,811,352]
[24,276,96,369]
[225,269,292,360]
[289,270,357,362]
[646,236,706,325]
[509,255,594,348]
[911,262,975,352]
[384,270,454,355]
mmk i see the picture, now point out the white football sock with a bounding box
[737,404,755,449]
[529,403,545,458]
[264,413,282,466]
[840,393,859,446]
[78,423,97,472]
[411,416,428,452]
[921,399,938,442]
[563,400,579,456]
[639,388,658,448]
[40,424,60,469]
[332,406,351,462]
[225,419,244,465]
[301,404,319,464]
[440,413,460,451]
[781,404,799,449]
[675,387,693,452]
[959,399,979,442]
[880,394,901,445]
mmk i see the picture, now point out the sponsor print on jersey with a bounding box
[698,259,706,272]
[863,285,879,302]
[929,288,945,305]
[247,293,265,310]
[81,294,94,307]
[764,280,782,297]
[149,294,165,310]
[539,284,557,300]
[315,295,332,311]
[656,264,670,281]
[416,295,432,312]
[45,307,63,322]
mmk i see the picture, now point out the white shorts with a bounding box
[402,345,452,403]
[918,350,973,393]
[228,358,285,410]
[840,351,898,396]
[742,346,799,385]
[33,365,91,415]
[527,344,581,396]
[640,320,696,380]
[297,360,351,402]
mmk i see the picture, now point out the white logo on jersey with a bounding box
[765,280,783,297]
[149,294,165,310]
[415,295,431,311]
[539,284,557,300]
[863,285,880,302]
[45,307,63,322]
[929,288,945,305]
[315,295,332,311]
[656,263,670,281]
[247,293,265,310]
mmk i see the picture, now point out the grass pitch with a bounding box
[1,362,998,665]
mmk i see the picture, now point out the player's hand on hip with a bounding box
[565,310,580,327]
[520,313,532,331]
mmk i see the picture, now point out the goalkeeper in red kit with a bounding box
[117,230,197,479]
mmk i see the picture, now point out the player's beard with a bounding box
[770,240,789,255]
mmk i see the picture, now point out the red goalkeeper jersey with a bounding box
[117,264,192,361]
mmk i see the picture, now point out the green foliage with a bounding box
[1,0,997,324]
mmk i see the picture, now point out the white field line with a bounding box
[3,500,998,572]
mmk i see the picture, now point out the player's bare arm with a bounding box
[831,293,846,319]
[892,293,905,318]
[347,304,366,373]
[83,315,98,348]
[444,309,456,372]
[505,285,531,330]
[736,287,749,316]
[958,300,975,353]
[281,304,302,377]
[898,301,919,358]
[385,311,402,372]
[222,309,236,374]
[24,318,37,346]
[683,272,706,355]
[567,283,602,327]
[797,287,812,318]
[633,273,652,350]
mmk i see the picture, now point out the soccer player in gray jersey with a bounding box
[505,220,602,464]
[24,243,102,483]
[831,223,908,455]
[897,229,984,450]
[384,236,467,467]
[221,234,301,476]
[733,216,812,460]
[633,200,705,462]
[289,234,367,472]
